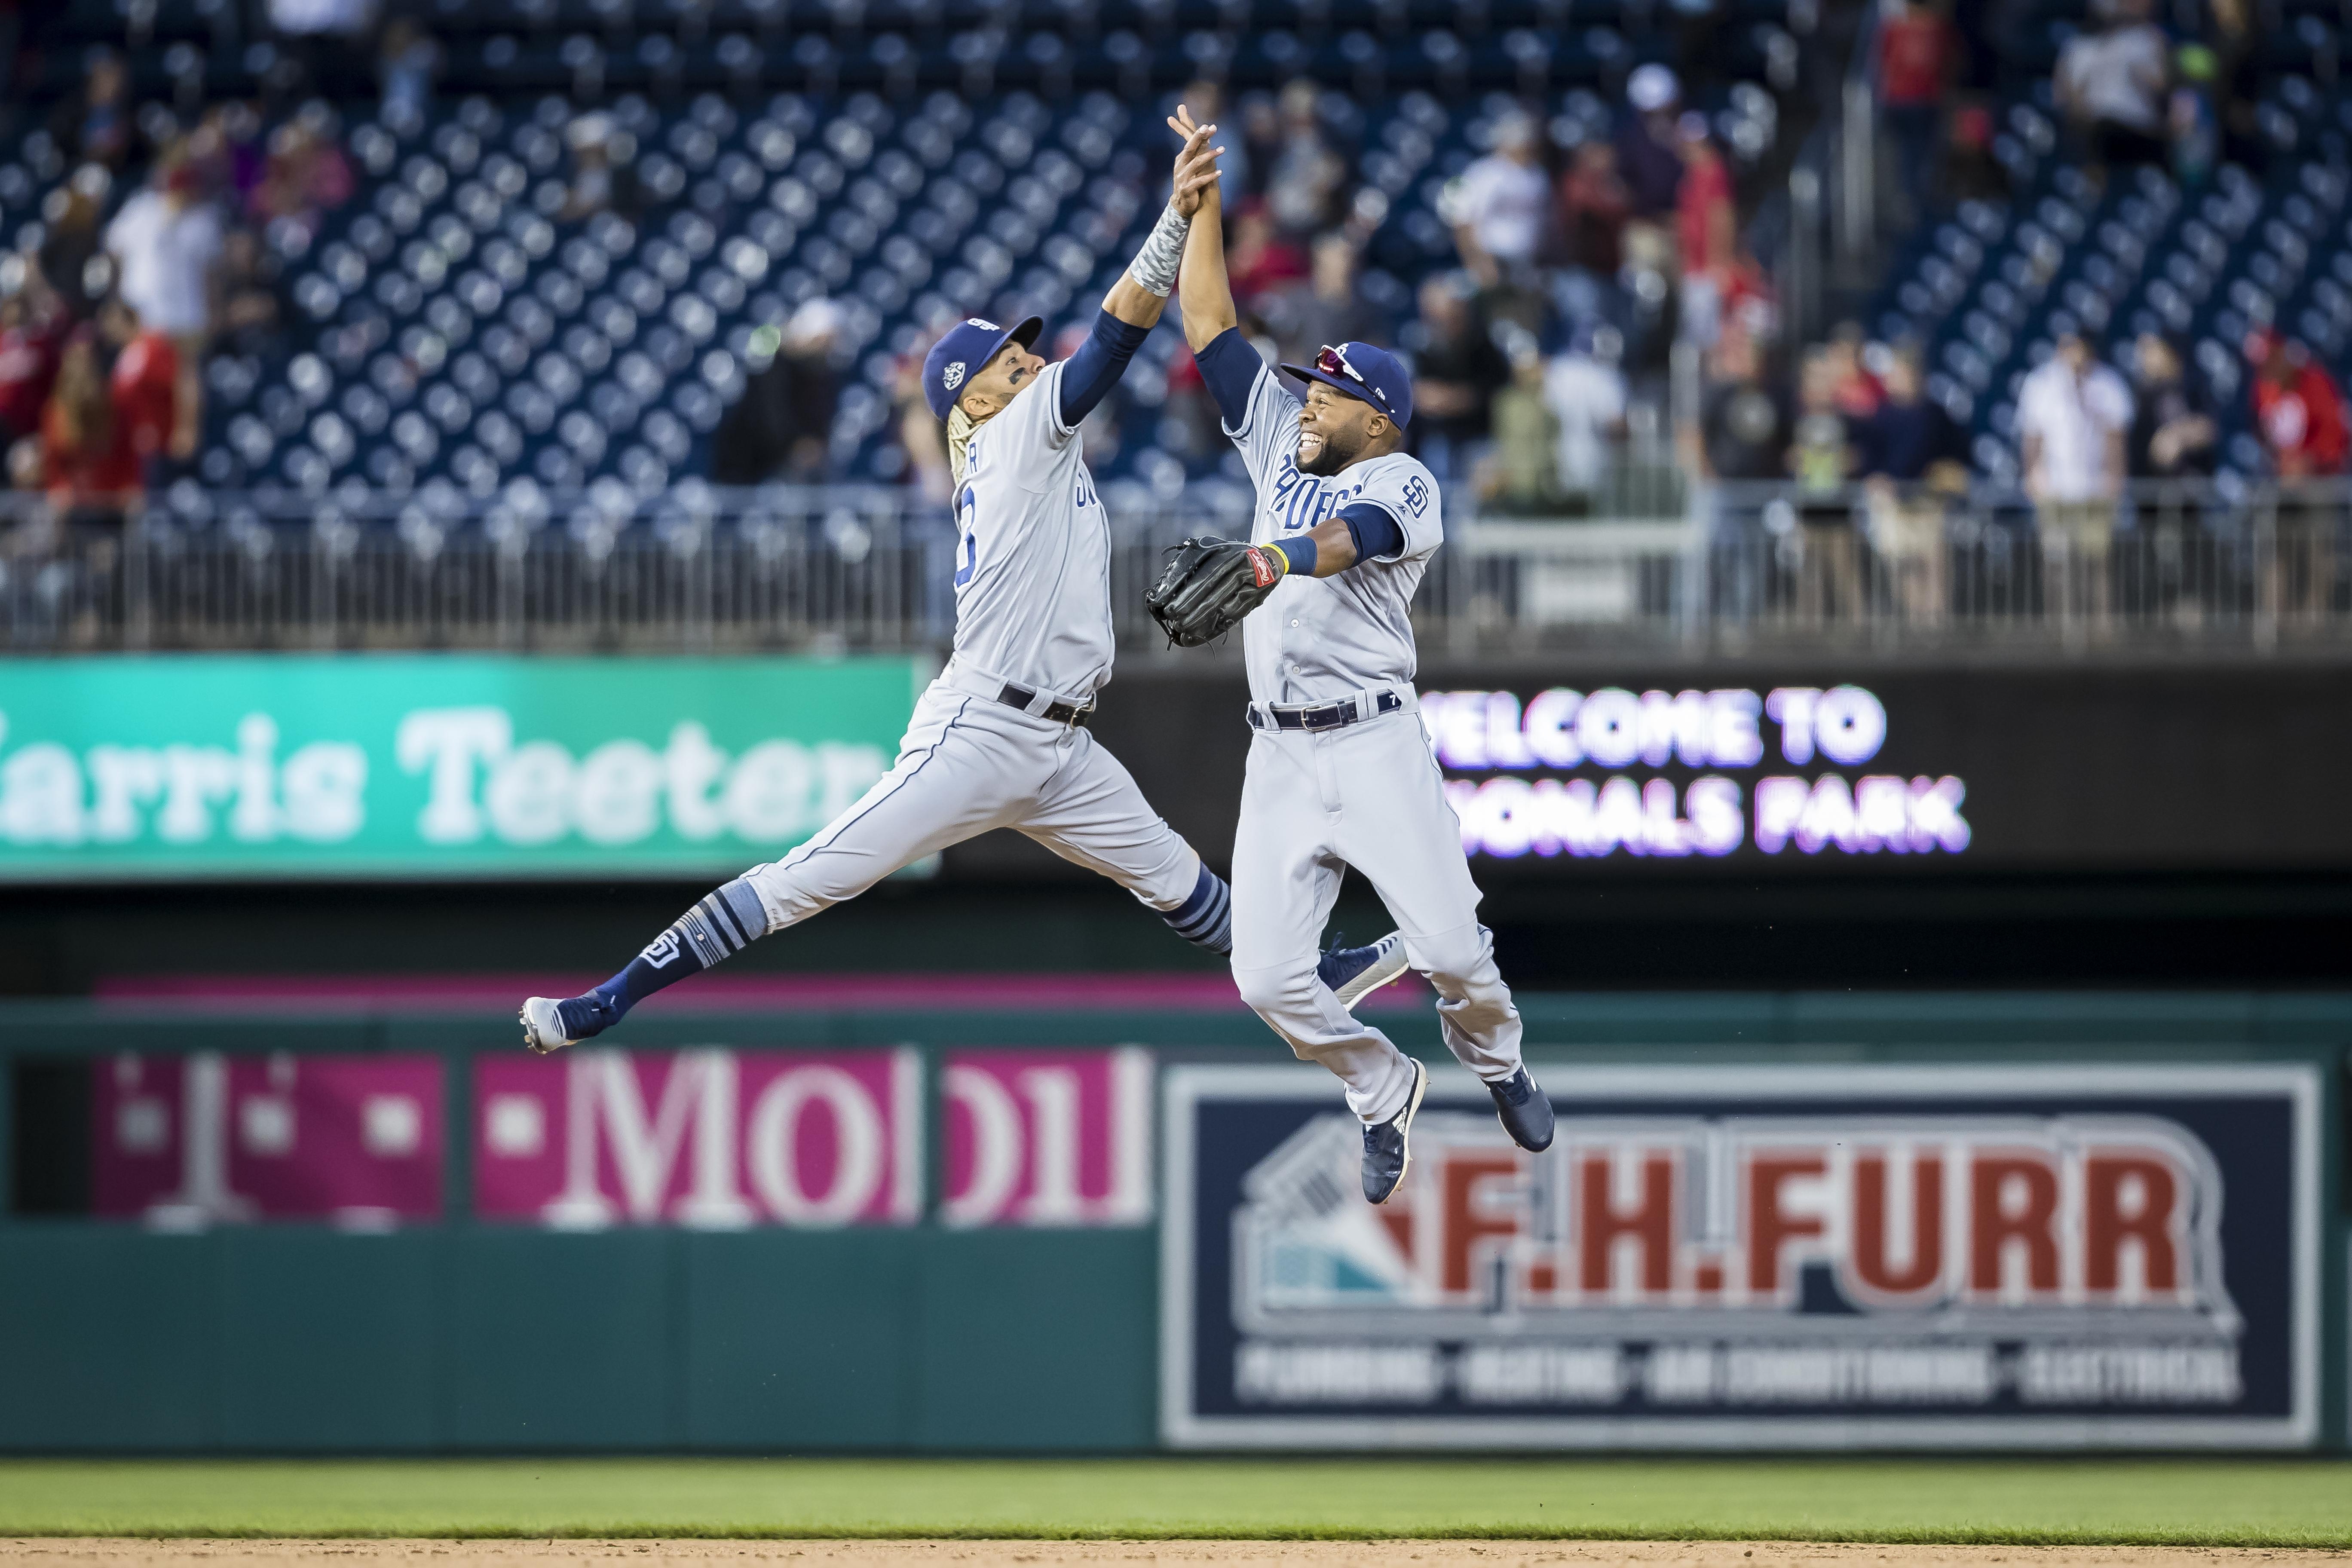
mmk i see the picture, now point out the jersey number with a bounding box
[954,485,978,589]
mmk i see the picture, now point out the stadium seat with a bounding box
[0,5,1804,513]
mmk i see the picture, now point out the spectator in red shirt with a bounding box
[1556,140,1632,301]
[1943,99,2012,205]
[2249,330,2349,476]
[1225,198,1309,307]
[1675,114,1736,346]
[1718,254,1779,345]
[1552,138,1633,330]
[1675,116,1734,273]
[100,299,186,481]
[0,288,64,446]
[1880,0,1955,226]
[249,111,356,227]
[2248,328,2348,620]
[39,334,138,514]
[1825,322,1886,420]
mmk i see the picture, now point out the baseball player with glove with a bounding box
[1153,106,1553,1204]
[521,118,1390,1054]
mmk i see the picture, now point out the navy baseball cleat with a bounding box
[1361,1057,1429,1205]
[519,993,619,1055]
[1488,1065,1555,1151]
[1318,931,1410,1009]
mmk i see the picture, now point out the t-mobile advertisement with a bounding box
[470,1046,1157,1228]
[941,1048,1155,1228]
[475,1049,925,1228]
[95,1052,444,1226]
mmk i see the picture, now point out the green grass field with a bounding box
[2,1457,2352,1545]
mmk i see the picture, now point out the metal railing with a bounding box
[1444,479,2352,656]
[0,484,1217,655]
[2,480,2349,657]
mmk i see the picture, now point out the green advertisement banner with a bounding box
[0,655,925,879]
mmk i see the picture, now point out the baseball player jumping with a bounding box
[1148,106,1553,1204]
[522,120,1393,1053]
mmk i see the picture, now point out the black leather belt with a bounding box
[999,682,1092,727]
[1249,690,1404,732]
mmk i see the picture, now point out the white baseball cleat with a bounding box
[1319,931,1411,1009]
[519,997,577,1054]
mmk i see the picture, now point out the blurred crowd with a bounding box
[3,0,2340,604]
[1874,0,2297,233]
[870,67,1778,519]
[1779,0,2346,620]
[0,47,365,531]
[1409,59,1768,518]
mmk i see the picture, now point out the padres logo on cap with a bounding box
[943,362,967,390]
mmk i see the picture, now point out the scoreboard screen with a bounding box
[1054,662,2352,880]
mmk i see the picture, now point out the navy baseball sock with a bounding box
[555,877,772,1039]
[1159,862,1233,956]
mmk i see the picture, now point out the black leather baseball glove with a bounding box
[1144,534,1287,647]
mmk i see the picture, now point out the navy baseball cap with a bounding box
[1279,341,1414,429]
[922,315,1044,421]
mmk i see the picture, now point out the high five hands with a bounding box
[1168,105,1224,218]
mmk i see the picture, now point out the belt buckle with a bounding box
[1301,704,1344,731]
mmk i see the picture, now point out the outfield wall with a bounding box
[2,992,2343,1453]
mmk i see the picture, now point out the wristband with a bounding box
[1269,535,1318,577]
[1125,201,1191,298]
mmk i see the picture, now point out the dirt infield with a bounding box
[0,1542,2345,1567]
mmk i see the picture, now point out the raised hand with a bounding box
[1167,104,1222,219]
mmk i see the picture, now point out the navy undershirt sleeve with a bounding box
[1338,501,1405,563]
[1194,328,1265,431]
[1057,310,1153,429]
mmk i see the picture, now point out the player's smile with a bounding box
[1295,395,1332,470]
[1295,383,1380,476]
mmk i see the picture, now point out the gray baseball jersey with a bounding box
[737,352,1200,949]
[1217,353,1522,1130]
[952,358,1115,704]
[1224,358,1443,707]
